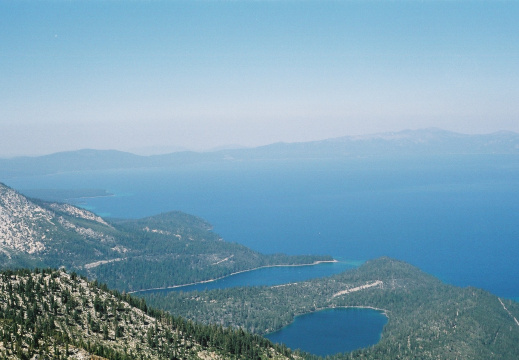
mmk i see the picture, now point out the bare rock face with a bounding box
[48,202,110,226]
[0,183,51,254]
[0,183,115,258]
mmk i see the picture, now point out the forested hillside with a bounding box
[0,268,297,359]
[143,258,519,359]
[0,182,330,292]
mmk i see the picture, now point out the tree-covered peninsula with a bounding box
[143,257,519,359]
[0,182,330,292]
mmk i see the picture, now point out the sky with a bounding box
[1,0,518,157]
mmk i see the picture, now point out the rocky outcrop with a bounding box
[0,184,51,254]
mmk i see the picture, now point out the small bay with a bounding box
[265,308,388,356]
[133,260,356,294]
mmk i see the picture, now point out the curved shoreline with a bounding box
[264,305,389,336]
[299,305,389,322]
[128,259,338,294]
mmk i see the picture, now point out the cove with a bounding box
[265,308,388,357]
[133,260,356,294]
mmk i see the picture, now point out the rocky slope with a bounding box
[0,183,117,258]
[0,182,330,292]
[0,184,52,254]
[0,183,121,268]
[0,268,293,360]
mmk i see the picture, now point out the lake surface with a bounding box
[265,308,388,356]
[4,154,519,299]
[5,154,517,356]
[132,260,356,294]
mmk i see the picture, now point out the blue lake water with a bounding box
[133,260,356,294]
[4,155,519,300]
[265,308,388,356]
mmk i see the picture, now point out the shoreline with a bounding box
[299,305,389,320]
[73,193,115,200]
[264,305,389,336]
[128,259,338,294]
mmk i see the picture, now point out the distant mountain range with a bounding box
[2,137,519,359]
[283,128,519,155]
[0,129,518,178]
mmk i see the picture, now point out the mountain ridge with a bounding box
[1,129,518,178]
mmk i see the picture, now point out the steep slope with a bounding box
[144,257,519,359]
[0,183,120,269]
[0,268,294,360]
[0,183,331,292]
[0,183,52,254]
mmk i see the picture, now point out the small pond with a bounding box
[265,308,388,357]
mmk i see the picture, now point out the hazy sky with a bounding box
[1,1,518,156]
